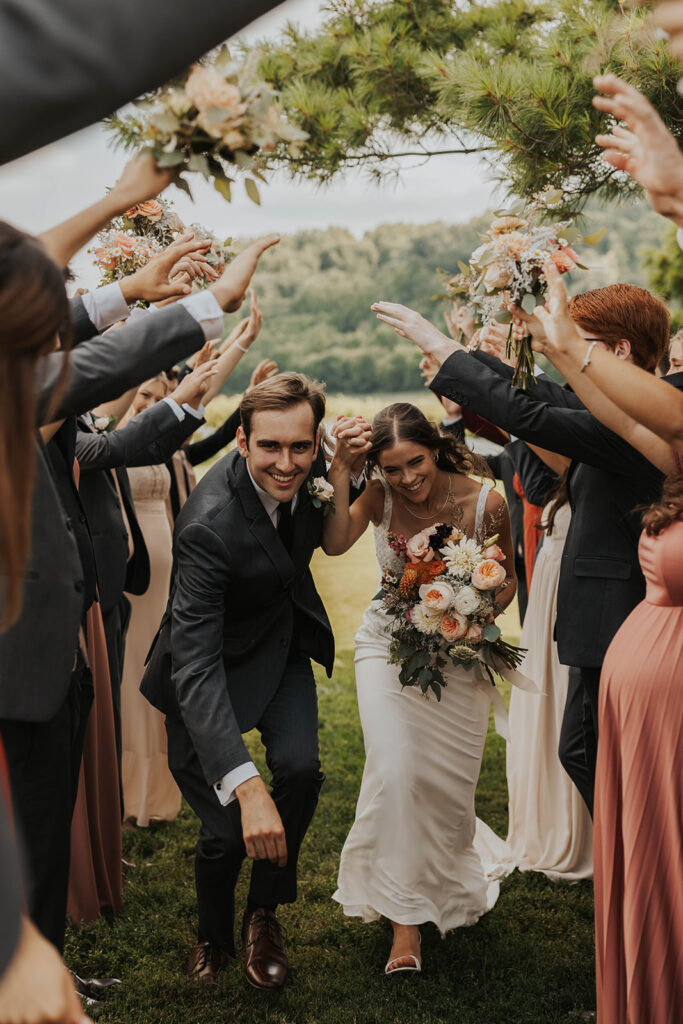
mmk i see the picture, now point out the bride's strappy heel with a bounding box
[384,934,422,976]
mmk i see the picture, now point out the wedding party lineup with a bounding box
[0,2,682,1023]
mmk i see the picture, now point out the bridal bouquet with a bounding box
[106,49,308,205]
[378,525,524,701]
[89,231,160,284]
[457,190,605,387]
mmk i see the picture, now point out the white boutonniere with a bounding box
[307,476,335,515]
[93,414,116,433]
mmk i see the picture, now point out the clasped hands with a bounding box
[329,415,372,474]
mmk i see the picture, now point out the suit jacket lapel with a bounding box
[231,455,296,589]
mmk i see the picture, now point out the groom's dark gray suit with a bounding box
[142,447,334,953]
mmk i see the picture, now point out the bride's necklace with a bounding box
[398,474,453,521]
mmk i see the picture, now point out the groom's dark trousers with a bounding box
[166,656,323,954]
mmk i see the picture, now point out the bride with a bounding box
[323,403,516,975]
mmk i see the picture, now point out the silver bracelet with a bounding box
[235,342,249,353]
[580,340,599,373]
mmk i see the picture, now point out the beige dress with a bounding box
[120,464,181,826]
[506,503,593,880]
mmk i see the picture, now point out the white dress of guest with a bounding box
[333,481,510,933]
[506,502,593,880]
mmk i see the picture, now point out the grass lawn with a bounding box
[65,519,595,1024]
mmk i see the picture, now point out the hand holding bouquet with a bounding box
[106,49,308,205]
[379,525,523,701]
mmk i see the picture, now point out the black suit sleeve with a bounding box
[0,0,286,165]
[0,791,23,979]
[70,296,99,346]
[506,439,557,506]
[184,406,241,467]
[76,401,203,470]
[432,350,653,479]
[470,349,582,409]
[35,305,204,425]
[171,522,249,785]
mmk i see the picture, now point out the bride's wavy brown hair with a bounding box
[366,403,493,481]
[641,471,683,536]
[0,222,72,629]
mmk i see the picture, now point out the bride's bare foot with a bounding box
[385,923,421,975]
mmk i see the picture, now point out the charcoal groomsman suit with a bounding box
[142,447,335,956]
[431,349,683,815]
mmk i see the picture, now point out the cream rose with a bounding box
[185,66,246,115]
[419,580,455,613]
[490,215,527,234]
[440,612,468,642]
[310,476,334,502]
[483,260,513,291]
[406,531,434,564]
[483,543,505,562]
[471,558,507,591]
[453,585,481,616]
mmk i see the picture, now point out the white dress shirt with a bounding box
[82,282,225,342]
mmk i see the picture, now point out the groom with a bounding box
[142,373,364,990]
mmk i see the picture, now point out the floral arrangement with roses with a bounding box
[106,48,308,205]
[89,231,160,285]
[450,189,606,388]
[378,523,524,701]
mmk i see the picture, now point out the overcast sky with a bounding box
[0,0,501,284]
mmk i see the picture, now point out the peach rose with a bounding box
[466,623,483,642]
[406,531,435,563]
[136,200,163,222]
[490,216,527,235]
[484,259,513,291]
[93,248,116,270]
[185,66,246,116]
[471,558,507,591]
[483,543,505,562]
[419,580,455,613]
[110,232,135,254]
[502,231,531,259]
[440,612,468,642]
[550,246,577,273]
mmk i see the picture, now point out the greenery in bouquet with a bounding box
[456,189,607,388]
[89,231,160,286]
[106,48,308,205]
[378,524,524,701]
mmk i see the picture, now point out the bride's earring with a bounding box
[433,455,438,463]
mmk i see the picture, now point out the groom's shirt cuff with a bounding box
[213,761,259,806]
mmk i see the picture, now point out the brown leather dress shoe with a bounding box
[187,941,225,984]
[242,908,288,991]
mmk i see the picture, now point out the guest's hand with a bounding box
[593,73,683,227]
[236,777,287,867]
[653,1,683,60]
[210,236,280,313]
[372,302,460,366]
[120,233,212,304]
[531,261,586,363]
[169,252,219,284]
[172,357,218,410]
[109,154,175,210]
[250,359,279,389]
[0,917,91,1024]
[479,320,520,368]
[227,290,264,356]
[444,301,476,342]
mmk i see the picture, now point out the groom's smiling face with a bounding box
[236,402,319,503]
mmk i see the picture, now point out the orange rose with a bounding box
[440,612,468,642]
[550,246,578,273]
[471,558,507,591]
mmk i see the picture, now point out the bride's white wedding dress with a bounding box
[333,480,511,933]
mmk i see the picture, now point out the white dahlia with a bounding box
[411,603,442,635]
[440,537,482,577]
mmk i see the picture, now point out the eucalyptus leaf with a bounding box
[521,293,537,314]
[172,175,193,199]
[534,292,546,307]
[560,225,580,245]
[582,227,607,246]
[157,151,185,167]
[245,178,261,205]
[150,111,180,133]
[187,153,211,178]
[482,623,502,642]
[213,177,232,202]
[457,259,472,276]
[494,309,513,324]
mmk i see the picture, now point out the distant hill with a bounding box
[224,200,672,394]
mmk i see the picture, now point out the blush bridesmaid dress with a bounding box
[594,502,683,1023]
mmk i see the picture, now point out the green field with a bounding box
[65,522,595,1024]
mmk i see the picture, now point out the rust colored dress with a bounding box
[594,511,683,1023]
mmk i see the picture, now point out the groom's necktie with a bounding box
[277,500,294,554]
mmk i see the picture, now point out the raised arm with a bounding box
[322,418,375,556]
[201,290,263,405]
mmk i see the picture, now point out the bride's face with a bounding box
[379,440,439,504]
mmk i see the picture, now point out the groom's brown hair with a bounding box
[239,372,326,441]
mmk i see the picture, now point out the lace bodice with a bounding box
[372,477,493,581]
